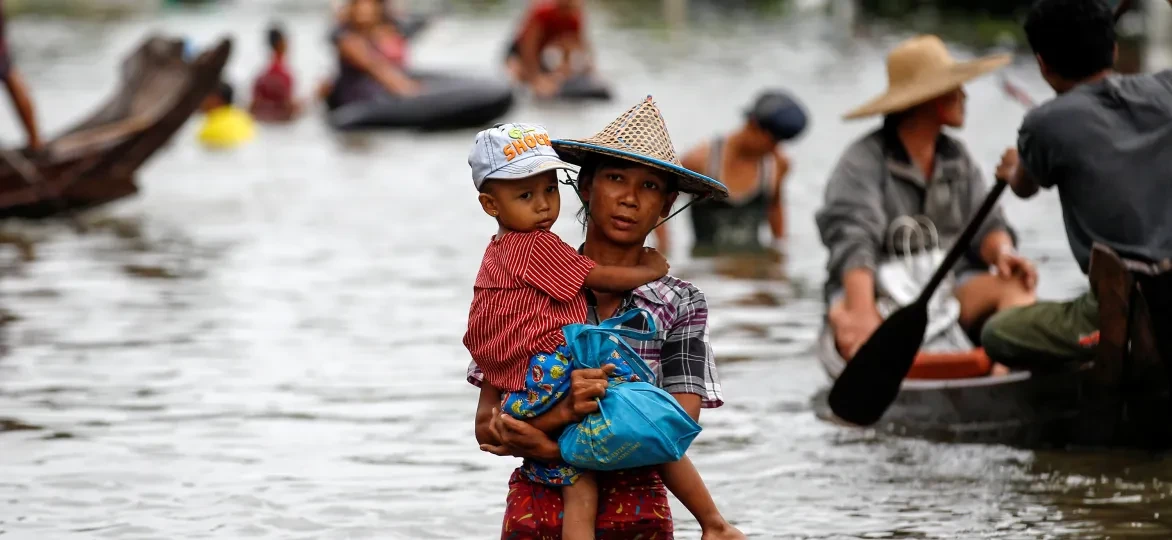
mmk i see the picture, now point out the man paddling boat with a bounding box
[816,35,1037,363]
[982,0,1172,369]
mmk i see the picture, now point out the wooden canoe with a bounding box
[812,245,1172,450]
[0,34,232,219]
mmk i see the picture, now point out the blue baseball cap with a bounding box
[468,123,579,191]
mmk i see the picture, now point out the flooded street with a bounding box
[2,1,1171,538]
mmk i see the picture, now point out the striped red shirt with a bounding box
[463,230,596,391]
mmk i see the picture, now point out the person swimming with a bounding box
[504,0,596,98]
[654,90,807,260]
[199,81,255,149]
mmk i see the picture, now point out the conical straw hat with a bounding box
[552,96,730,200]
[843,35,1010,120]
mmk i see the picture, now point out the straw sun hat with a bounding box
[843,34,1011,120]
[552,96,730,200]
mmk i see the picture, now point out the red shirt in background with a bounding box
[516,1,583,51]
[250,57,294,121]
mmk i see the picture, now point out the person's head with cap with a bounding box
[470,122,579,232]
[742,89,808,154]
[843,34,1009,130]
[552,95,730,248]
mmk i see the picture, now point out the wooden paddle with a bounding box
[827,178,1009,426]
[826,0,1133,427]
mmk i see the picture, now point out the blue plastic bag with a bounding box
[557,308,703,471]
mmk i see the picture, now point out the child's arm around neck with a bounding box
[583,246,668,293]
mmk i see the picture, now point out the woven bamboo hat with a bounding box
[552,96,730,200]
[843,34,1010,120]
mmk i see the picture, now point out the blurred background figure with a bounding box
[0,0,38,150]
[655,90,807,261]
[504,0,594,98]
[322,0,419,110]
[198,80,255,149]
[249,23,302,123]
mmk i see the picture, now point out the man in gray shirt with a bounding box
[982,0,1172,368]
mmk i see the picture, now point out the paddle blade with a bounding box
[827,302,929,427]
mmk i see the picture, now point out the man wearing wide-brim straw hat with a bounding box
[814,34,1039,367]
[470,96,746,538]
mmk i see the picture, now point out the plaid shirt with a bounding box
[466,275,724,408]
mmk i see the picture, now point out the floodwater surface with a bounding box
[1,1,1170,538]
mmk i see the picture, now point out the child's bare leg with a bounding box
[660,456,746,540]
[561,471,598,540]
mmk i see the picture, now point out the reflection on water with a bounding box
[0,1,1170,539]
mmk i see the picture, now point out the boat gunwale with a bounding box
[815,326,1039,390]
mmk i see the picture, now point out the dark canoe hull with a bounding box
[0,34,232,219]
[555,74,612,101]
[327,71,515,131]
[812,326,1172,450]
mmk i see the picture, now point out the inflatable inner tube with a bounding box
[392,13,429,41]
[328,71,515,131]
[555,73,612,101]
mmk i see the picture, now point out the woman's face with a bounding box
[580,163,678,248]
[746,121,780,153]
[935,87,966,128]
[350,0,381,27]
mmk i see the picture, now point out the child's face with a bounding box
[199,93,222,113]
[479,172,562,232]
[350,0,381,27]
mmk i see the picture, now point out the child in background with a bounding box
[199,81,255,149]
[249,24,302,123]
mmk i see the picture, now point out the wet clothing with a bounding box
[981,70,1172,368]
[501,341,647,487]
[198,105,254,149]
[250,57,295,122]
[469,272,723,535]
[501,344,580,486]
[468,273,725,408]
[1016,70,1172,275]
[981,290,1099,369]
[814,124,1015,302]
[326,26,409,109]
[688,137,779,256]
[467,232,693,488]
[464,230,596,391]
[501,468,673,539]
[504,1,582,65]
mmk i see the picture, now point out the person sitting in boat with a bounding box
[815,35,1038,364]
[249,23,302,123]
[982,0,1172,369]
[324,0,419,110]
[652,89,807,259]
[470,97,744,539]
[504,0,595,99]
[198,81,255,149]
[0,0,39,150]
